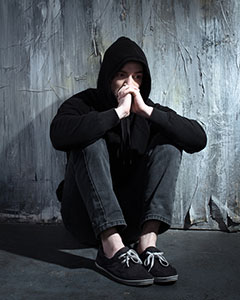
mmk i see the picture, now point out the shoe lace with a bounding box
[118,249,142,267]
[144,251,169,272]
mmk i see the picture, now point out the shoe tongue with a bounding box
[114,246,129,257]
[144,246,159,253]
[140,246,159,259]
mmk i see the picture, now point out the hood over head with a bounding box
[97,37,151,108]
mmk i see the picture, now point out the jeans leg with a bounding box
[141,144,182,233]
[61,161,98,246]
[62,139,126,239]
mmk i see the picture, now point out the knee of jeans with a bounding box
[84,138,108,156]
[73,138,108,158]
[151,144,182,163]
[70,139,109,165]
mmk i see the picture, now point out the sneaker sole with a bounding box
[95,262,154,286]
[154,274,178,283]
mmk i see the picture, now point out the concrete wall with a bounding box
[0,0,239,231]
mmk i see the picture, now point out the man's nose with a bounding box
[125,76,134,85]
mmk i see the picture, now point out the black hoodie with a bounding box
[50,37,207,161]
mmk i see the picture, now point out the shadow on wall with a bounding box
[1,95,239,233]
[0,100,66,222]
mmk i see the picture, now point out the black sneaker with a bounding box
[95,246,154,286]
[140,247,178,283]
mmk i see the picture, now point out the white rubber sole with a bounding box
[154,274,178,283]
[95,262,154,286]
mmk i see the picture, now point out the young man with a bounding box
[50,37,207,286]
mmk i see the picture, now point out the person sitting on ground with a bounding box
[50,36,207,286]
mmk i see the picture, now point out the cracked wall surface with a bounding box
[0,0,239,231]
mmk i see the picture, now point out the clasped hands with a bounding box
[115,83,153,119]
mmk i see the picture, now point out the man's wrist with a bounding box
[138,105,153,118]
[144,105,153,118]
[114,107,129,119]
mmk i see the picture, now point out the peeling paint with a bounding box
[0,0,239,230]
[209,195,240,231]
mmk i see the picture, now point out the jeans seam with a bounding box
[141,215,172,226]
[82,148,106,221]
[95,220,127,237]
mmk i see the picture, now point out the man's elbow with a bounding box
[49,125,65,151]
[186,132,207,154]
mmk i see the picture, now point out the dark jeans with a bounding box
[61,137,182,246]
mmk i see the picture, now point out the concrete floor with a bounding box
[0,223,239,300]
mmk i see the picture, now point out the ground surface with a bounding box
[0,223,239,300]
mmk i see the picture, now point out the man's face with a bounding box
[111,62,143,96]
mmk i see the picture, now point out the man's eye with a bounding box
[134,75,142,80]
[117,73,125,78]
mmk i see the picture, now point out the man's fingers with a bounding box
[118,86,139,99]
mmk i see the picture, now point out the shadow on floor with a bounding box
[0,223,97,270]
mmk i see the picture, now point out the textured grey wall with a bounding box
[0,0,239,231]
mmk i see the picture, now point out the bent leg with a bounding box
[61,162,97,245]
[61,138,126,242]
[141,143,182,233]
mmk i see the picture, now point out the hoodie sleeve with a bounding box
[50,95,120,151]
[147,101,207,153]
